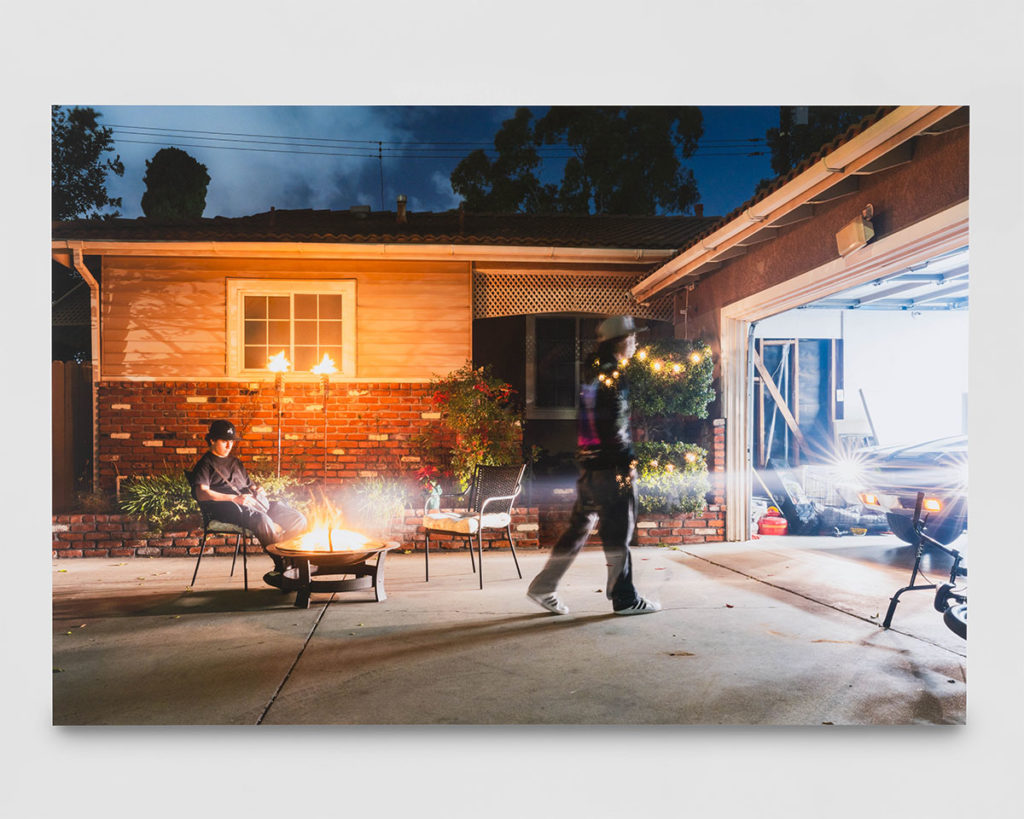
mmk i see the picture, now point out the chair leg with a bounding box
[191,532,208,587]
[241,535,249,591]
[507,525,522,579]
[477,530,484,589]
[230,533,241,577]
[424,530,430,582]
[467,534,476,573]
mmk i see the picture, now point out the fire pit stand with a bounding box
[266,540,400,609]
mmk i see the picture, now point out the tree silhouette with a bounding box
[51,106,124,220]
[141,147,211,221]
[452,106,703,215]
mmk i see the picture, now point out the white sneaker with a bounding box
[614,597,661,615]
[527,591,569,615]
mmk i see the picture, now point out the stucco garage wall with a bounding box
[679,125,969,351]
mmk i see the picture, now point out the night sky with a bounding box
[90,105,780,221]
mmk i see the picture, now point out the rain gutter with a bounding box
[51,240,674,265]
[630,105,962,303]
[72,247,101,491]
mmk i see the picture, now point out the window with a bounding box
[525,315,600,419]
[227,279,356,377]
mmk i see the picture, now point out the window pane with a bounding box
[536,317,576,408]
[244,321,266,345]
[268,296,290,320]
[294,347,317,372]
[244,296,266,319]
[244,346,265,369]
[268,320,290,346]
[319,321,342,346]
[319,294,343,317]
[294,293,317,319]
[295,320,317,345]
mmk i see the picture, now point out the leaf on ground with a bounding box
[53,668,64,673]
[822,721,835,725]
[666,651,695,657]
[79,624,87,628]
[725,603,734,608]
[57,569,67,573]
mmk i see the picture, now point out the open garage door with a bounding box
[749,246,968,544]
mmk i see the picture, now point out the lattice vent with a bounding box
[473,271,673,321]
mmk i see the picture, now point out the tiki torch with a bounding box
[311,353,338,484]
[267,351,292,477]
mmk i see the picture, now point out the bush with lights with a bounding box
[634,441,711,515]
[618,338,716,516]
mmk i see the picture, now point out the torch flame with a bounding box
[311,353,338,375]
[268,351,292,373]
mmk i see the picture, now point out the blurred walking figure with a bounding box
[527,316,661,616]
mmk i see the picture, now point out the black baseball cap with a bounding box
[206,419,240,441]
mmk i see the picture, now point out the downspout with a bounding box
[72,248,100,493]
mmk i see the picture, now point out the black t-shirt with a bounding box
[191,451,252,500]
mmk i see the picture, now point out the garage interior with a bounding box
[747,245,968,552]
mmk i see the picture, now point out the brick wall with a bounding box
[97,380,456,492]
[52,507,541,560]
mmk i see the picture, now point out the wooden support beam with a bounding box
[752,348,806,451]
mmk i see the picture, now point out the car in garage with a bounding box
[857,434,968,546]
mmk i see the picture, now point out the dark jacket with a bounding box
[576,357,635,471]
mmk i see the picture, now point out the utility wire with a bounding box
[105,121,768,149]
[114,136,766,161]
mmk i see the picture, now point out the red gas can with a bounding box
[758,515,789,535]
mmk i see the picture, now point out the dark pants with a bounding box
[528,467,641,610]
[199,499,307,561]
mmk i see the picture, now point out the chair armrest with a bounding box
[479,493,520,515]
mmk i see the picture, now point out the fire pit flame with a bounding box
[296,526,370,552]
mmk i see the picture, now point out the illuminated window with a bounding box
[227,279,356,376]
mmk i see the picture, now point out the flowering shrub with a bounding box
[415,362,522,490]
[634,441,711,515]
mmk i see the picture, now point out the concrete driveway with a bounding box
[51,534,966,725]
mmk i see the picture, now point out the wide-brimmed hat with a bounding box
[596,315,646,342]
[206,419,240,441]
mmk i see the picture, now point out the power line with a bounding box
[114,136,767,163]
[106,121,768,149]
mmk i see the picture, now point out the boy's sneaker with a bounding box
[527,591,569,615]
[614,597,661,615]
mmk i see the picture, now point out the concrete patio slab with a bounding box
[51,536,966,726]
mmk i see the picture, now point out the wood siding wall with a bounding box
[100,256,472,380]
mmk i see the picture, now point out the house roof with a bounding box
[52,209,720,251]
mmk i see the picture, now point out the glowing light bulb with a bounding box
[684,452,697,463]
[672,363,682,374]
[637,350,647,361]
[653,361,663,372]
[690,352,702,364]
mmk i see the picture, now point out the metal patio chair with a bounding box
[184,469,257,590]
[421,464,526,589]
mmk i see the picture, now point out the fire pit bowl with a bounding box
[266,532,400,608]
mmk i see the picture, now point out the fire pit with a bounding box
[266,528,399,609]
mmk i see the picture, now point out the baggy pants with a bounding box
[528,467,641,610]
[199,499,307,564]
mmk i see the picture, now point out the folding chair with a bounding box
[184,469,258,590]
[422,464,525,589]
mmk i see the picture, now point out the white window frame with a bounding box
[226,278,357,378]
